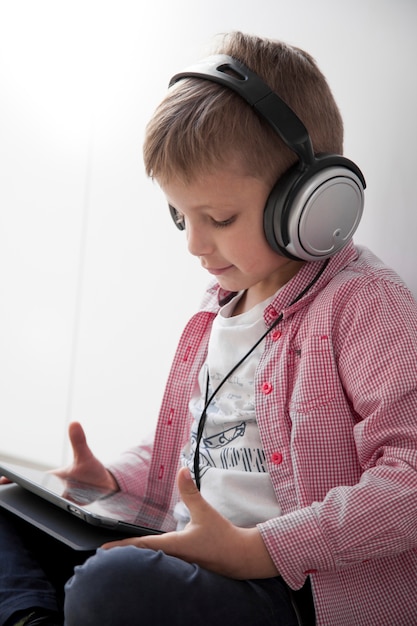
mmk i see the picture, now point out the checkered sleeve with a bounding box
[259,272,417,589]
[106,436,154,496]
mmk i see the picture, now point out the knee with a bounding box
[65,546,157,626]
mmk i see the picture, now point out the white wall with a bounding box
[0,0,416,467]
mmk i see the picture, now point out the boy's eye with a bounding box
[211,216,235,228]
[168,205,236,231]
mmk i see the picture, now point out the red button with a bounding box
[269,308,279,319]
[271,452,283,465]
[262,382,273,394]
[271,330,282,341]
[304,569,318,574]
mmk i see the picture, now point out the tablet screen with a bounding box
[0,461,176,534]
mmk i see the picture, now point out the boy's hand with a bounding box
[53,422,118,492]
[102,467,279,580]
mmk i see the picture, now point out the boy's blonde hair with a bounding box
[143,31,344,185]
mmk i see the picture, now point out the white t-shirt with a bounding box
[177,292,281,529]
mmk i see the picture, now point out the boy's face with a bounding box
[159,163,303,306]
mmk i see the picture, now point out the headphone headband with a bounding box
[169,54,314,166]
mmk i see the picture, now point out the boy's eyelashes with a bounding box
[168,205,236,230]
[211,216,236,228]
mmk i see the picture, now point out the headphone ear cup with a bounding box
[264,165,301,259]
[169,204,185,230]
[264,159,365,261]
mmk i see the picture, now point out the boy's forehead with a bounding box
[157,153,271,188]
[159,166,271,207]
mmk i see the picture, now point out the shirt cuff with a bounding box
[258,506,335,589]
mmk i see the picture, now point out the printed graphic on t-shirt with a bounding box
[186,383,268,481]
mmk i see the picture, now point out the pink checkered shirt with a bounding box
[110,242,417,625]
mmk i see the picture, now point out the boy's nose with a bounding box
[186,224,213,257]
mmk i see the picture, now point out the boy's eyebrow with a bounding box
[167,201,236,213]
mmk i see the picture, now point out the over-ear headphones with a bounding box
[168,54,366,262]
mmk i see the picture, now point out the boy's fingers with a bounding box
[177,467,214,524]
[177,466,199,496]
[68,422,90,460]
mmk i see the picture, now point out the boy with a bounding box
[1,31,416,626]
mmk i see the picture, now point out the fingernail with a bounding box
[183,467,193,481]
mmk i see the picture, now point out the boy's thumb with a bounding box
[68,421,89,459]
[177,466,201,505]
[177,467,220,527]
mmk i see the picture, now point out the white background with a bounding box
[0,0,416,467]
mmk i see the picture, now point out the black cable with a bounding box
[193,258,330,490]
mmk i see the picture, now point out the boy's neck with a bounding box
[231,262,304,316]
[231,291,248,316]
[231,288,273,316]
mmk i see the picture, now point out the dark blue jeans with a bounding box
[0,510,88,625]
[0,510,299,626]
[64,547,298,626]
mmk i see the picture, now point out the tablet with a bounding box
[0,460,176,550]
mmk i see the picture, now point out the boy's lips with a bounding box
[205,265,234,276]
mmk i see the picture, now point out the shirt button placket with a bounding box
[261,381,282,468]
